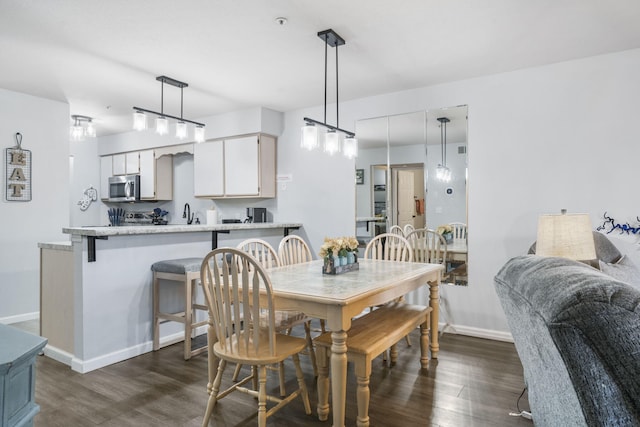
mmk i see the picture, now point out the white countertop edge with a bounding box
[62,222,303,237]
[38,241,73,251]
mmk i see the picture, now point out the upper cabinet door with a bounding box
[224,135,259,196]
[112,153,126,176]
[194,140,224,197]
[99,156,112,200]
[125,152,140,174]
[139,150,155,199]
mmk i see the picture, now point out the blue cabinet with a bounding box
[0,324,47,427]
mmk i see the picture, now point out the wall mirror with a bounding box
[355,105,468,285]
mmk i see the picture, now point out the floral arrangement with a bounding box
[319,236,359,259]
[436,225,452,236]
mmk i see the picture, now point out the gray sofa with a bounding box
[494,254,640,426]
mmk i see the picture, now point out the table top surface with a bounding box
[266,259,442,306]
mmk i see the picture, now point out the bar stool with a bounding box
[151,257,207,360]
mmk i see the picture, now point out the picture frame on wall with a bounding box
[355,168,364,185]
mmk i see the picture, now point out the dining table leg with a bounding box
[331,329,348,427]
[429,280,440,359]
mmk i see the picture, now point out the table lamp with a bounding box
[536,209,596,262]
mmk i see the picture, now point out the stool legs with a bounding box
[153,273,161,351]
[152,271,206,360]
[184,275,193,360]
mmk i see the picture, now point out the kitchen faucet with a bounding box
[183,203,194,225]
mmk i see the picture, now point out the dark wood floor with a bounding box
[28,325,532,427]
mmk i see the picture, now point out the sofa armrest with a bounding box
[495,255,640,426]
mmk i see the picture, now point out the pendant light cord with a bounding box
[160,80,164,115]
[443,119,447,167]
[336,40,339,129]
[441,121,445,165]
[324,34,328,125]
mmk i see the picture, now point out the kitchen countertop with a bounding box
[62,222,303,237]
[37,241,73,251]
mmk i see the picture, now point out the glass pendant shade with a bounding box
[343,137,358,159]
[175,121,187,140]
[301,124,319,150]
[71,125,84,141]
[194,126,205,143]
[324,131,340,155]
[155,116,169,135]
[436,164,452,182]
[85,122,96,138]
[133,111,147,131]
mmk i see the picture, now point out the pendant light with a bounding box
[133,75,206,142]
[301,29,357,158]
[70,115,97,141]
[436,117,452,182]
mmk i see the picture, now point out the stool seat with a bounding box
[152,257,207,360]
[151,257,203,274]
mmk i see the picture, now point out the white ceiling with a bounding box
[2,0,640,136]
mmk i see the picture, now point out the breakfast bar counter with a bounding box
[41,222,304,373]
[63,222,303,237]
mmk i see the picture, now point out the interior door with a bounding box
[396,169,415,228]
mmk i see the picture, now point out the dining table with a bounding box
[251,258,444,427]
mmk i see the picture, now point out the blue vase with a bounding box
[346,252,356,264]
[339,256,348,266]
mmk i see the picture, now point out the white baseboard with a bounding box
[47,323,510,374]
[68,326,209,373]
[0,311,39,325]
[438,322,513,342]
[43,345,74,366]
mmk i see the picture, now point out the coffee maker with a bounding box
[246,207,267,223]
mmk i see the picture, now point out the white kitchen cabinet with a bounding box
[125,152,140,174]
[194,139,224,197]
[194,134,276,199]
[111,152,139,176]
[112,153,126,176]
[100,150,173,201]
[139,149,173,201]
[100,156,112,200]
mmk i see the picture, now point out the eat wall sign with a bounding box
[5,133,32,202]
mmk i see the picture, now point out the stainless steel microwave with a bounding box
[108,175,140,202]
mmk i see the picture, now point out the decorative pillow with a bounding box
[599,255,640,289]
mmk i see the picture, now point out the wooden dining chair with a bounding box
[235,238,317,384]
[236,238,281,270]
[364,233,413,262]
[364,232,413,349]
[449,222,467,245]
[403,223,415,236]
[406,228,448,265]
[277,234,313,265]
[276,234,323,368]
[389,224,405,237]
[200,248,311,427]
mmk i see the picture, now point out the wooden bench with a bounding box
[314,302,432,427]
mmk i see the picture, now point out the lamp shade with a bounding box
[194,125,205,143]
[343,137,358,159]
[301,124,318,150]
[536,212,596,261]
[324,131,340,155]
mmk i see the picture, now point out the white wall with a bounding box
[6,48,640,339]
[0,88,69,322]
[276,48,640,338]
